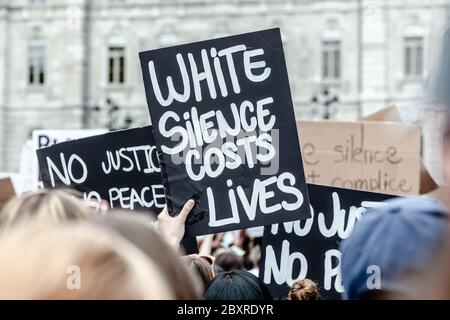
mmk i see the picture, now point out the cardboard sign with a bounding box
[37,126,164,212]
[139,28,311,236]
[32,129,107,190]
[260,184,395,300]
[298,121,421,196]
[0,178,16,210]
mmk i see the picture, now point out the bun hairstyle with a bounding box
[286,279,320,301]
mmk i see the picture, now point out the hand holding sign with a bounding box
[140,28,311,236]
[157,199,195,250]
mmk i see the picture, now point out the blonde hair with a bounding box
[285,279,320,301]
[0,221,174,299]
[0,189,93,229]
[88,211,203,299]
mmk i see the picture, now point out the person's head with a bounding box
[182,254,215,289]
[340,197,449,300]
[0,220,173,299]
[204,270,272,300]
[88,211,202,299]
[215,249,244,272]
[0,189,92,230]
[285,279,320,300]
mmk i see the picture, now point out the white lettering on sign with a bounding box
[47,153,88,187]
[208,172,304,227]
[263,191,387,295]
[147,45,271,106]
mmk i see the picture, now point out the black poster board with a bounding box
[36,126,198,254]
[139,28,311,236]
[260,184,396,300]
[37,126,165,213]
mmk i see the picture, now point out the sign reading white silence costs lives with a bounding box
[139,28,311,236]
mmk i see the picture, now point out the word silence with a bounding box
[36,126,165,212]
[298,121,421,196]
[140,28,310,236]
[260,184,396,300]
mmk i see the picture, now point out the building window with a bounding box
[322,40,341,81]
[108,46,125,84]
[404,36,423,78]
[28,41,46,86]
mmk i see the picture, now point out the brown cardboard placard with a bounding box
[0,178,16,210]
[298,120,422,196]
[363,105,439,194]
[362,105,402,122]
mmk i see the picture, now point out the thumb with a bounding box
[158,205,169,219]
[177,199,195,223]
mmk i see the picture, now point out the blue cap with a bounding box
[340,197,449,300]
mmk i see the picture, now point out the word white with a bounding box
[159,98,275,155]
[101,145,160,174]
[148,45,271,106]
[207,172,303,227]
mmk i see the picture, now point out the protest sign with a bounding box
[32,129,107,190]
[140,28,311,236]
[0,177,16,210]
[36,126,198,254]
[37,126,164,212]
[361,106,438,195]
[298,120,421,196]
[260,184,395,300]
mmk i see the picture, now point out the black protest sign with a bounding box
[139,28,310,236]
[36,126,199,254]
[37,126,165,212]
[260,184,396,300]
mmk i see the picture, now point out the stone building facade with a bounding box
[0,0,449,181]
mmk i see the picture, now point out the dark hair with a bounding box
[204,270,272,300]
[215,251,244,271]
[214,263,225,274]
[285,279,320,300]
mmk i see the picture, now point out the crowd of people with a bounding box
[0,188,318,300]
[0,29,450,302]
[0,180,449,300]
